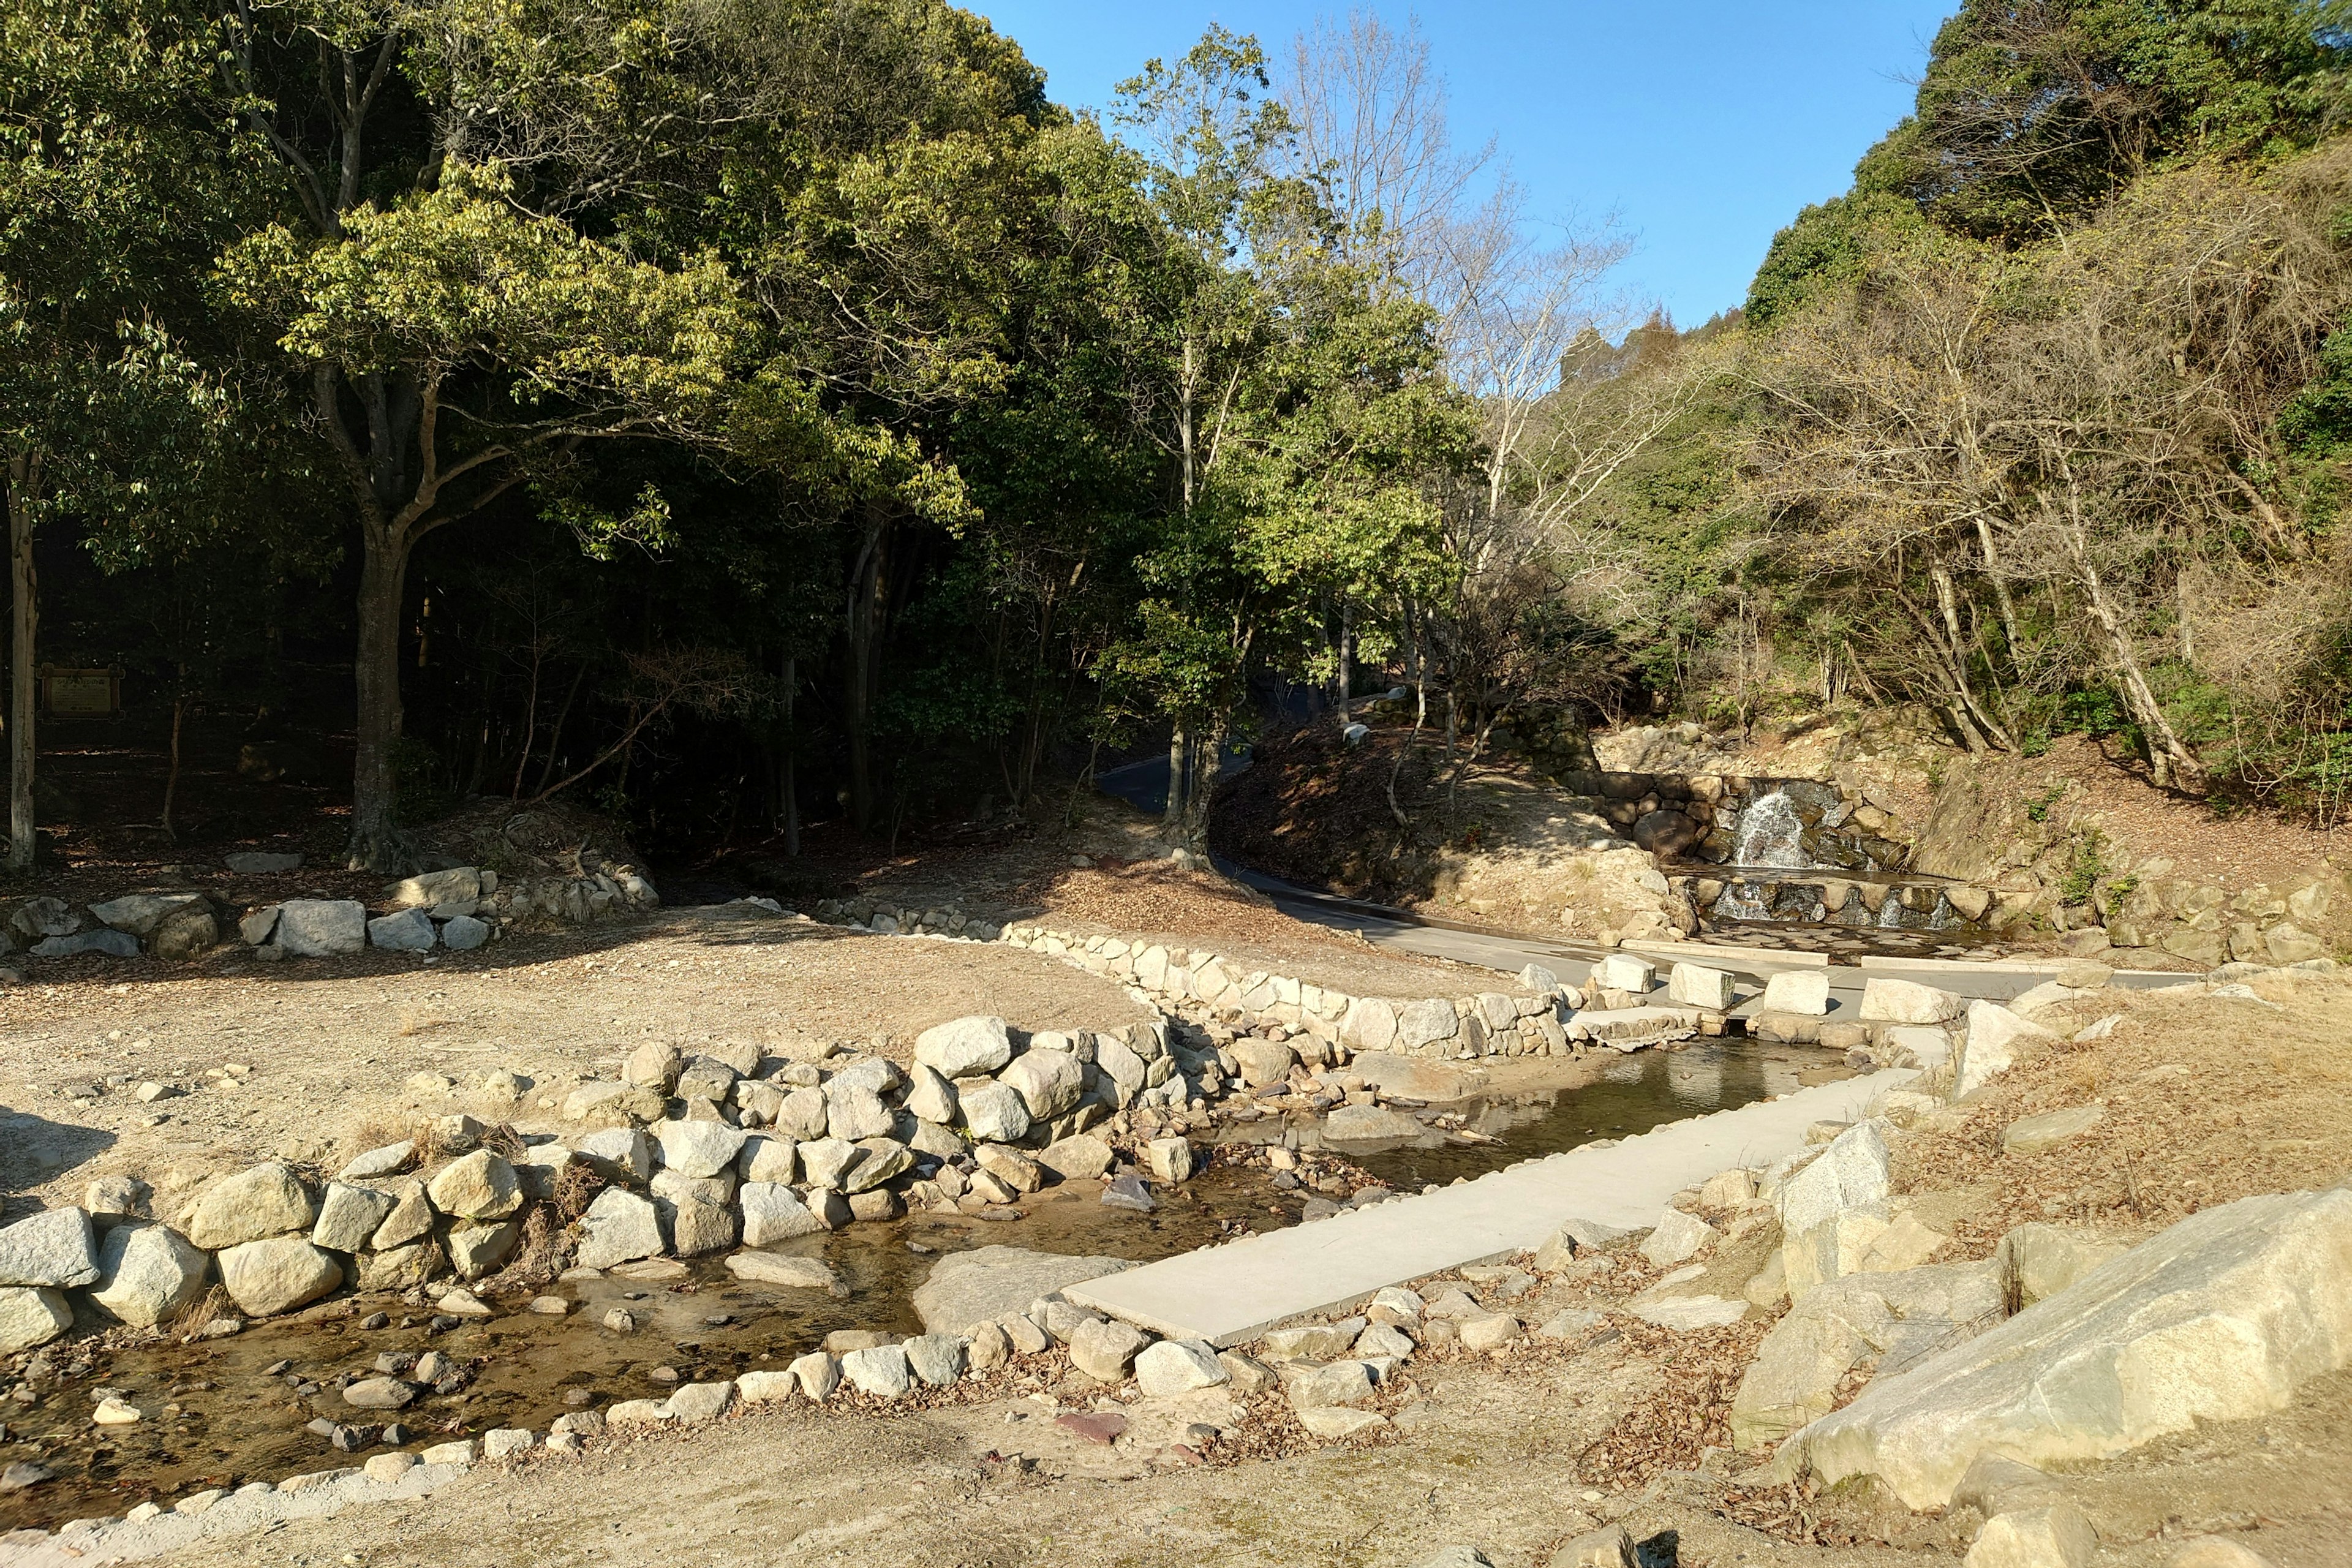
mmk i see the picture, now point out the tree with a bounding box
[0,0,254,869]
[1860,0,2352,243]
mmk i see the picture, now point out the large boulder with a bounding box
[0,1287,72,1352]
[1956,1001,2059,1099]
[1859,978,1963,1025]
[311,1182,399,1252]
[956,1080,1031,1144]
[368,908,437,951]
[90,892,204,938]
[652,1119,746,1178]
[1760,971,1830,1016]
[910,1245,1135,1334]
[576,1188,664,1268]
[0,1207,99,1288]
[914,1016,1012,1078]
[426,1150,523,1220]
[1776,1122,1891,1298]
[1730,1261,2004,1450]
[88,1224,211,1327]
[185,1162,315,1250]
[217,1237,342,1316]
[274,899,368,957]
[739,1183,826,1245]
[999,1050,1086,1121]
[1774,1188,2352,1508]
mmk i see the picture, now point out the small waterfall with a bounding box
[1729,790,1815,869]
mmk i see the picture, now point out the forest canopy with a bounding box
[7,0,2352,879]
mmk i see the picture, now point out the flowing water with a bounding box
[1726,790,1816,870]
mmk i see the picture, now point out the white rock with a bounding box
[652,1118,747,1178]
[185,1163,315,1250]
[1068,1316,1150,1380]
[339,1140,417,1181]
[1641,1207,1719,1268]
[790,1351,841,1400]
[574,1127,655,1182]
[89,1224,209,1327]
[482,1428,537,1459]
[1778,1188,2352,1508]
[1956,1001,2060,1099]
[0,1207,99,1288]
[957,1080,1031,1144]
[1145,1137,1195,1183]
[426,1150,522,1220]
[998,1050,1085,1120]
[840,1344,913,1397]
[1134,1338,1227,1397]
[824,1083,895,1142]
[914,1015,1012,1077]
[736,1133,797,1186]
[0,1286,72,1352]
[665,1381,736,1424]
[1755,970,1827,1016]
[576,1188,663,1268]
[1594,954,1654,992]
[1777,1121,1891,1298]
[216,1237,341,1316]
[797,1136,860,1189]
[903,1063,959,1125]
[1667,962,1735,1010]
[739,1182,825,1245]
[902,1333,967,1386]
[1860,977,1963,1025]
[1964,1504,2098,1568]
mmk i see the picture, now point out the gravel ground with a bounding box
[0,907,1150,1216]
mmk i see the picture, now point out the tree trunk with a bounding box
[7,456,37,873]
[1179,713,1227,846]
[2052,491,2204,791]
[162,688,187,842]
[534,662,587,797]
[1975,518,2023,660]
[1163,725,1188,828]
[348,524,413,870]
[781,654,799,857]
[1336,599,1354,727]
[846,505,889,834]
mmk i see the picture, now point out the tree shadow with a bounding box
[0,1106,115,1216]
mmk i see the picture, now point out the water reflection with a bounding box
[1323,1040,1852,1191]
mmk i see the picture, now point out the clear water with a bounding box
[1295,1039,1855,1191]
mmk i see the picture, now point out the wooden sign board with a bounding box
[40,667,121,718]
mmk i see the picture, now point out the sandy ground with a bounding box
[0,907,1151,1217]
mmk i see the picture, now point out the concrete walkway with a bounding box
[1067,1067,1917,1346]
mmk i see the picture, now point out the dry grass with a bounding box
[1894,973,2352,1252]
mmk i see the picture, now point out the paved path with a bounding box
[1066,1067,1917,1346]
[1224,864,2187,1006]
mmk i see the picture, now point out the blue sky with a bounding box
[972,1,1960,325]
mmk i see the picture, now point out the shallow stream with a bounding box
[0,1040,1850,1532]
